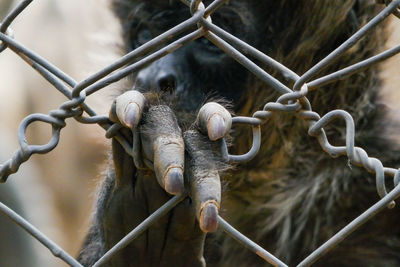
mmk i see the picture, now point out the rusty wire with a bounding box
[0,0,400,266]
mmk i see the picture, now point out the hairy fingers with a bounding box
[141,105,185,195]
[111,91,185,195]
[112,96,229,231]
[185,102,231,232]
[184,129,223,233]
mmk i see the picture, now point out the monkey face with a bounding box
[76,1,400,266]
[113,0,260,113]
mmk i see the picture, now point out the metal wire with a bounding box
[0,201,83,267]
[0,0,400,266]
[93,195,185,267]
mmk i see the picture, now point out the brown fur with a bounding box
[213,1,400,266]
[81,1,400,266]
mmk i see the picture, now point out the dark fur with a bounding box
[79,0,400,266]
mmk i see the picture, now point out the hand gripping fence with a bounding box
[1,0,400,266]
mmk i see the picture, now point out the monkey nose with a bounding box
[135,67,179,95]
[157,73,177,93]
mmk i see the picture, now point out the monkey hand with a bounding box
[103,90,231,266]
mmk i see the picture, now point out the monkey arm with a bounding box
[78,91,232,266]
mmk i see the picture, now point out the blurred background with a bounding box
[0,1,399,266]
[0,0,120,266]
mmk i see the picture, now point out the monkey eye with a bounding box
[198,37,221,53]
[136,28,153,45]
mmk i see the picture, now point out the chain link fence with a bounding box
[1,0,400,266]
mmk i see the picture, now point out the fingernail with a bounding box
[165,167,184,195]
[124,103,140,128]
[207,114,225,141]
[199,202,219,233]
